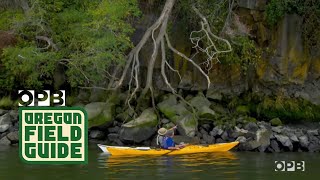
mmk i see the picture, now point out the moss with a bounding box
[236,105,250,115]
[0,97,14,110]
[292,61,309,82]
[88,113,108,128]
[245,116,257,123]
[256,96,320,123]
[184,115,197,127]
[256,59,268,79]
[270,118,282,126]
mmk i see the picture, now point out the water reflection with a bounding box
[99,152,240,179]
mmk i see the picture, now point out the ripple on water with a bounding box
[98,152,240,179]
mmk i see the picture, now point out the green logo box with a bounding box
[19,107,88,164]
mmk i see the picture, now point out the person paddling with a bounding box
[156,125,177,148]
[162,129,185,150]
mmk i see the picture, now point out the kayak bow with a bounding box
[97,141,239,156]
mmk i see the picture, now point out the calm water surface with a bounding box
[0,144,319,179]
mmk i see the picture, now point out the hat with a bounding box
[157,128,167,136]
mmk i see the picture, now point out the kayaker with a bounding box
[162,129,185,150]
[156,125,177,148]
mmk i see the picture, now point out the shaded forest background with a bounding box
[0,0,320,123]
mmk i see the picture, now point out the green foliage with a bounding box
[0,96,14,110]
[0,9,24,30]
[0,0,140,92]
[220,36,262,73]
[266,0,320,52]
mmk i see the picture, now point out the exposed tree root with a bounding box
[107,0,233,120]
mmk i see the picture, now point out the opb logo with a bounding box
[18,90,65,106]
[274,161,305,171]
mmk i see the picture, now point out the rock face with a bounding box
[119,108,158,143]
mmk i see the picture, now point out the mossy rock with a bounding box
[157,94,177,119]
[0,97,14,110]
[245,117,257,123]
[123,108,158,128]
[85,102,114,128]
[270,118,282,126]
[236,105,250,115]
[198,106,216,120]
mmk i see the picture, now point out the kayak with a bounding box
[97,141,239,156]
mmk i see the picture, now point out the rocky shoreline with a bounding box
[88,118,320,153]
[1,106,320,152]
[0,110,19,145]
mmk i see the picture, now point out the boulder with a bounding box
[6,131,19,143]
[244,122,259,132]
[116,108,135,122]
[298,135,309,148]
[108,126,120,133]
[270,140,281,152]
[0,109,8,116]
[198,106,216,120]
[272,126,282,133]
[216,138,225,143]
[221,131,229,141]
[307,129,319,137]
[85,102,114,128]
[201,124,211,132]
[119,108,157,143]
[9,110,19,123]
[289,134,299,142]
[308,143,320,152]
[89,130,105,139]
[203,134,215,144]
[206,90,222,101]
[270,118,282,126]
[200,128,208,136]
[0,124,10,133]
[233,126,249,137]
[0,136,11,145]
[236,136,247,143]
[0,113,12,126]
[108,133,119,142]
[240,127,271,151]
[85,102,105,119]
[275,134,293,151]
[176,114,197,137]
[158,95,197,137]
[158,94,190,119]
[210,126,224,137]
[189,93,211,110]
[256,128,272,152]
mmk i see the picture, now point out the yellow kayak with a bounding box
[97,141,239,156]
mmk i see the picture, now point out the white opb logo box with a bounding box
[18,90,65,106]
[274,161,305,171]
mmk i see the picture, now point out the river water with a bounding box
[0,143,318,179]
